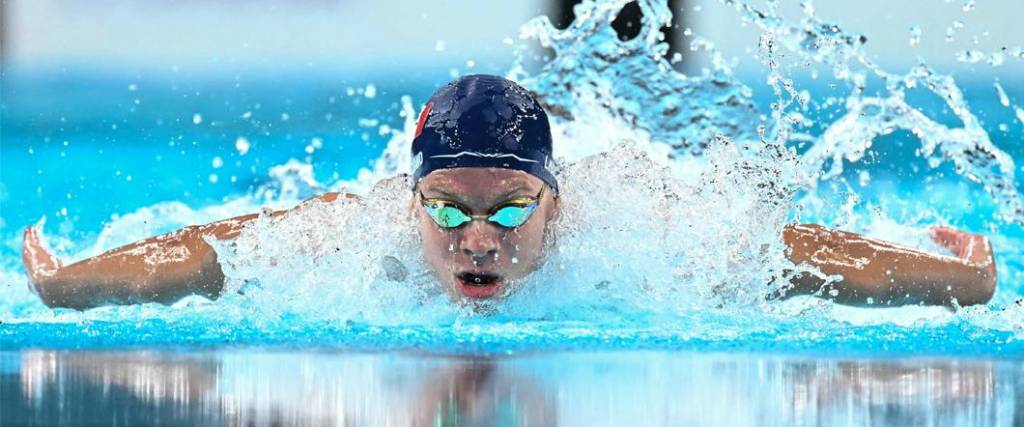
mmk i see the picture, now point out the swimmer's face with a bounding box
[415,168,558,305]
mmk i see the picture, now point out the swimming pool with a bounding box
[2,0,1023,425]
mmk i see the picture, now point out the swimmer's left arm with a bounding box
[781,224,996,307]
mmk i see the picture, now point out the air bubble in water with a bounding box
[211,156,223,168]
[962,0,975,12]
[364,84,377,99]
[192,113,203,125]
[511,257,519,264]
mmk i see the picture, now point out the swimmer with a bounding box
[21,75,997,310]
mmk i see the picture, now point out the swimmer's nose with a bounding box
[461,223,499,263]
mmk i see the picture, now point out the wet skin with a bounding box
[415,168,559,305]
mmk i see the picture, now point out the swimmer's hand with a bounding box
[929,226,995,269]
[22,224,64,295]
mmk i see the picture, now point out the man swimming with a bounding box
[21,75,997,310]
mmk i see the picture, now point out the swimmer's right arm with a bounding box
[21,192,352,310]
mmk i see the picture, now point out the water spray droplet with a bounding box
[908,25,921,46]
[994,81,1010,107]
[235,137,250,155]
[957,49,985,63]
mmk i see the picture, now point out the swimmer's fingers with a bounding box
[928,226,993,266]
[929,226,971,258]
[22,225,63,284]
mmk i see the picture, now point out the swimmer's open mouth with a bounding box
[455,271,504,299]
[457,272,500,286]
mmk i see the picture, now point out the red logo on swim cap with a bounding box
[414,103,432,139]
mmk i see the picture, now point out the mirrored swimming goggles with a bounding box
[419,186,545,229]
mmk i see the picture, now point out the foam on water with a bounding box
[2,0,1023,352]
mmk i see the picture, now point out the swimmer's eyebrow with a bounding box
[497,185,532,200]
[422,184,532,202]
[422,188,463,200]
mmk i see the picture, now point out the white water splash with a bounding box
[4,0,1022,344]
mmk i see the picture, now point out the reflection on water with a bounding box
[1,350,1021,426]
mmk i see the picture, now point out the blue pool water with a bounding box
[2,0,1024,424]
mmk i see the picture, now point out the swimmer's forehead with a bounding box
[419,168,542,200]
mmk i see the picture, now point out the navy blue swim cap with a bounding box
[411,74,558,192]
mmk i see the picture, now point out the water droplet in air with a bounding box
[956,50,984,63]
[908,26,921,46]
[987,52,1005,66]
[994,82,1010,107]
[235,137,251,156]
